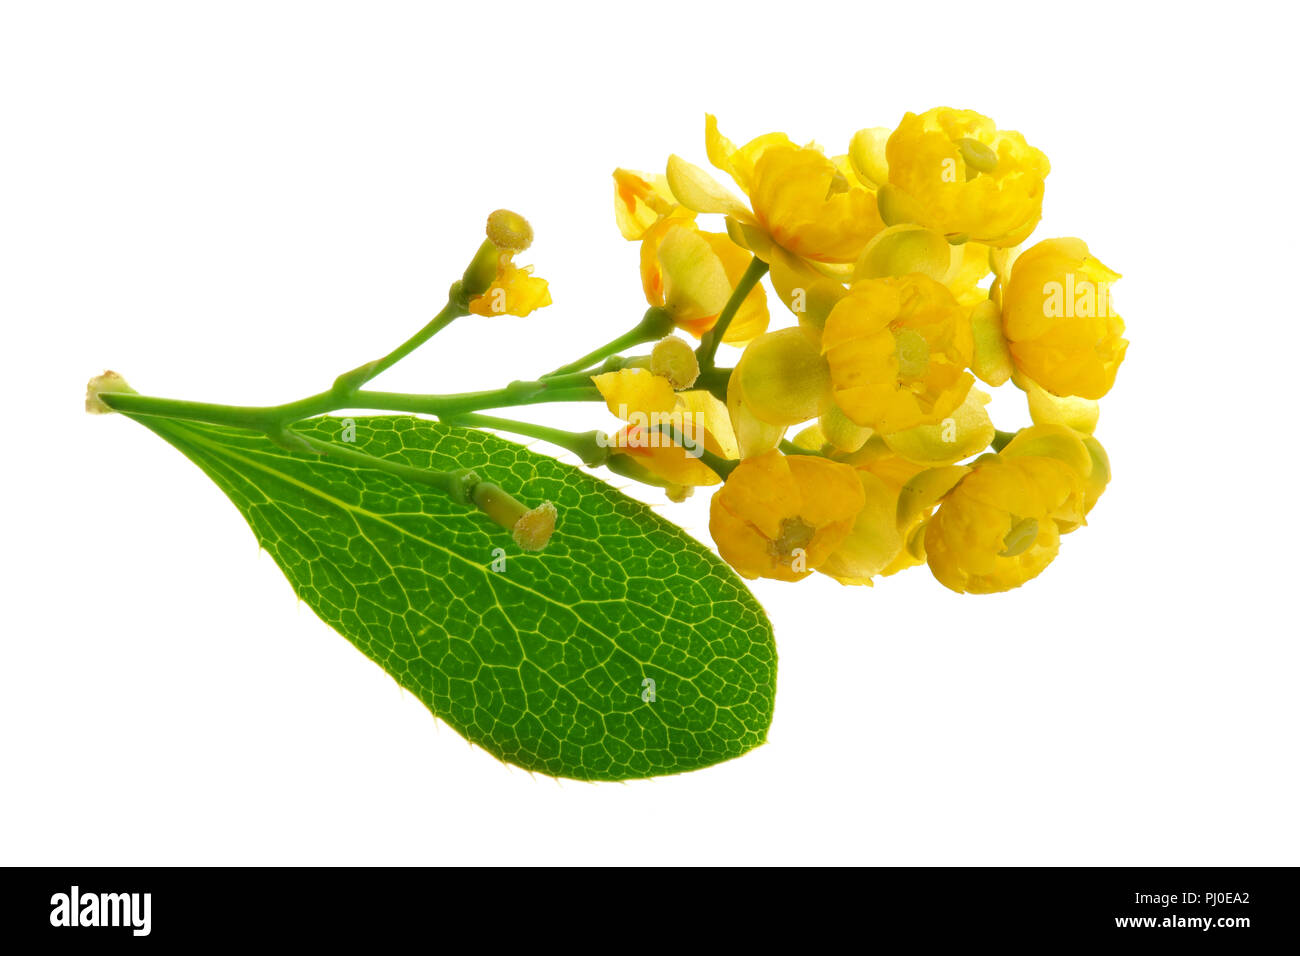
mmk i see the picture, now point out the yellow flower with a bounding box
[665,115,885,267]
[592,367,677,419]
[592,368,735,493]
[1001,237,1127,400]
[745,143,882,264]
[636,218,769,343]
[612,168,686,240]
[819,437,930,585]
[607,422,722,490]
[878,387,995,466]
[709,449,865,581]
[467,255,551,317]
[999,424,1110,529]
[881,108,1049,247]
[946,240,994,307]
[463,209,551,318]
[821,274,974,434]
[923,428,1095,593]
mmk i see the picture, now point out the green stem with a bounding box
[332,295,468,396]
[99,380,603,430]
[544,307,674,378]
[695,366,732,403]
[649,423,737,480]
[991,429,1017,452]
[352,385,601,418]
[696,257,768,373]
[779,439,825,457]
[444,412,610,467]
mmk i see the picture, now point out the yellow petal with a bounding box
[999,424,1093,480]
[853,224,952,282]
[818,398,873,453]
[848,127,891,188]
[1015,370,1100,433]
[723,215,775,261]
[882,388,994,465]
[733,328,831,427]
[896,465,971,533]
[467,260,551,317]
[701,231,770,344]
[705,113,738,176]
[727,370,785,458]
[611,427,721,488]
[656,225,731,321]
[591,368,678,419]
[819,472,903,585]
[678,388,739,460]
[666,154,751,219]
[790,423,827,451]
[970,299,1014,386]
[612,168,685,240]
[768,245,846,337]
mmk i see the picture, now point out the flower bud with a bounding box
[853,224,952,282]
[650,336,699,389]
[733,328,831,427]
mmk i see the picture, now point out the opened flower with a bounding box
[1000,237,1127,399]
[593,367,736,497]
[464,209,551,317]
[665,115,885,267]
[613,169,769,343]
[920,426,1104,594]
[819,437,930,585]
[821,274,974,434]
[709,450,864,581]
[870,107,1050,247]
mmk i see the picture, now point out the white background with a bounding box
[3,1,1297,865]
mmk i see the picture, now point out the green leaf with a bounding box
[127,414,776,781]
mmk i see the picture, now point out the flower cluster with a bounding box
[602,109,1127,594]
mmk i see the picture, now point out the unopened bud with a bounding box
[854,224,951,283]
[650,336,699,389]
[733,328,831,427]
